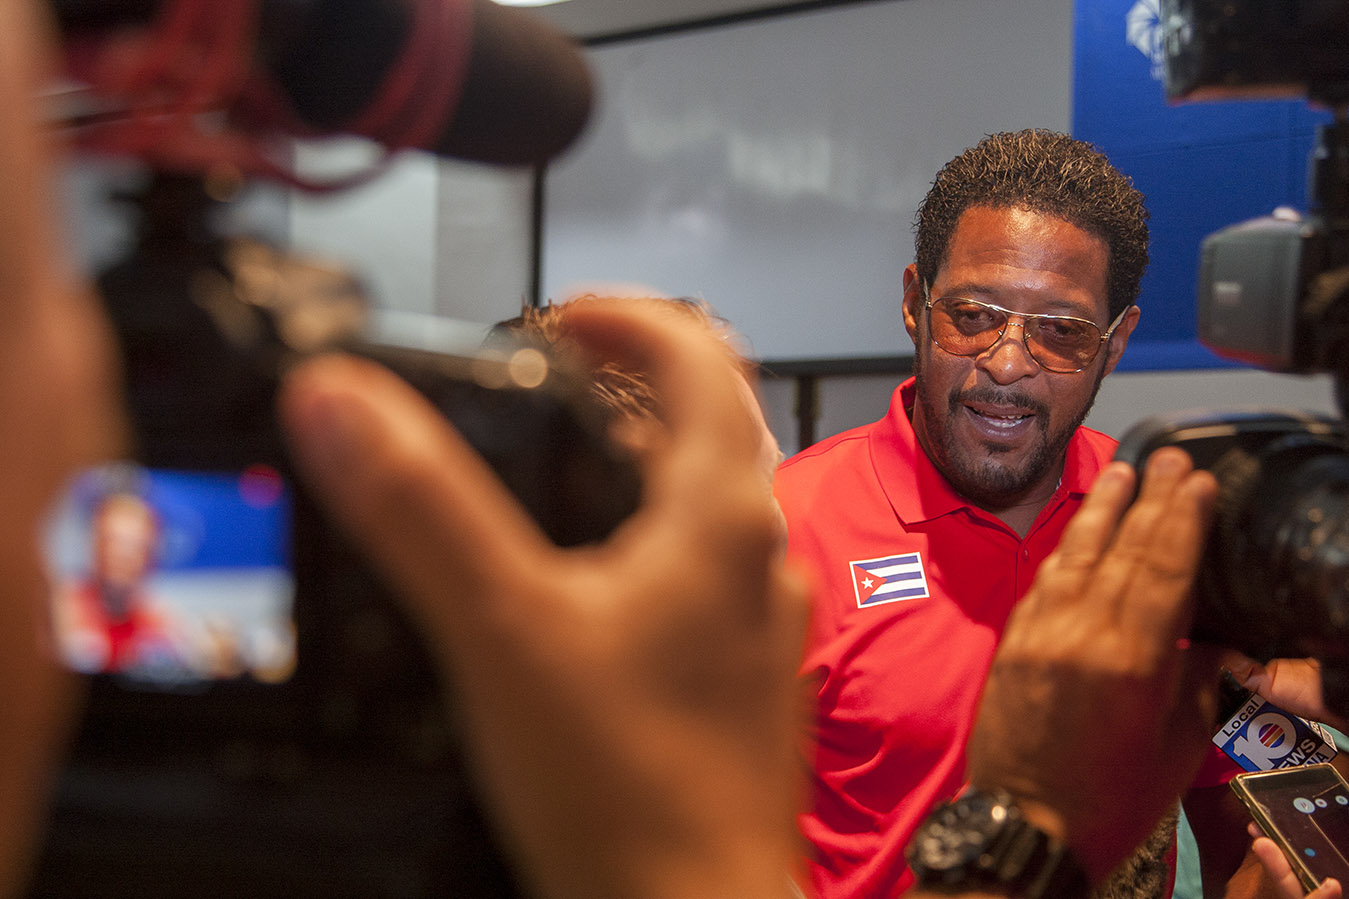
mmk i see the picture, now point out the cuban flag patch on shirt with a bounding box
[849,552,929,608]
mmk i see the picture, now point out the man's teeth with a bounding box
[974,410,1029,427]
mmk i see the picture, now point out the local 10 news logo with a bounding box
[1215,694,1339,772]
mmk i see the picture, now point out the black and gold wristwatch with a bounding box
[906,788,1090,899]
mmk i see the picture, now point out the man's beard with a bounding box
[912,342,1106,511]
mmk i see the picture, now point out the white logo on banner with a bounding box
[1126,0,1165,81]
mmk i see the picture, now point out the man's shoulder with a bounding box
[1075,424,1119,451]
[1071,424,1120,465]
[775,418,886,495]
[779,422,875,469]
[1060,425,1120,494]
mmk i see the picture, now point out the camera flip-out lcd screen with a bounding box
[44,463,296,686]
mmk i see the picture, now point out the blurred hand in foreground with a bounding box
[0,2,127,894]
[278,300,810,899]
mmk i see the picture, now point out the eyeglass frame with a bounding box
[920,281,1132,374]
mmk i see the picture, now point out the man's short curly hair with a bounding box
[492,295,748,423]
[914,129,1150,320]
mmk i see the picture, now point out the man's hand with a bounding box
[965,448,1221,884]
[0,2,127,894]
[1226,655,1346,732]
[1249,822,1344,899]
[278,300,809,899]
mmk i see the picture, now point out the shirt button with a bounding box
[1021,549,1030,559]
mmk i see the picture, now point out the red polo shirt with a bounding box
[776,377,1117,899]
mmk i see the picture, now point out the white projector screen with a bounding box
[542,0,1074,362]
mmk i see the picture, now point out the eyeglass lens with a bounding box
[929,297,1103,372]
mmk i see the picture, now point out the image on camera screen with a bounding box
[42,463,295,686]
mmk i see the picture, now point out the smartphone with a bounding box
[1231,763,1349,891]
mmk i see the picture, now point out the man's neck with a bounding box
[990,502,1045,539]
[983,476,1062,538]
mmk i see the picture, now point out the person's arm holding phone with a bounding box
[1229,765,1349,896]
[1224,650,1347,897]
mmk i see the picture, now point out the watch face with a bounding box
[911,825,983,869]
[912,793,1008,871]
[910,791,1090,899]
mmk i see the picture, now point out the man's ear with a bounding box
[1101,305,1141,377]
[902,264,923,344]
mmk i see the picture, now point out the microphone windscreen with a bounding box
[262,0,594,166]
[52,0,595,167]
[440,0,595,166]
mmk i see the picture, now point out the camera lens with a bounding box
[1195,433,1349,709]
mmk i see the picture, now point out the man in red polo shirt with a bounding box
[775,129,1154,898]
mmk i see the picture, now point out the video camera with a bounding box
[27,3,635,897]
[1115,0,1349,709]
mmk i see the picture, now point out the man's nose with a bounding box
[975,318,1040,385]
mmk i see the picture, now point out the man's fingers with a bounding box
[279,300,785,647]
[1250,836,1303,898]
[559,301,766,491]
[1112,460,1218,645]
[1000,449,1215,672]
[1251,834,1340,899]
[1102,447,1196,567]
[279,353,559,650]
[558,301,785,600]
[1016,460,1135,616]
[1060,447,1213,641]
[1225,655,1336,727]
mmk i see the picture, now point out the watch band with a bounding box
[907,789,1091,899]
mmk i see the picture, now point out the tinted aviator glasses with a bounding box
[923,287,1130,374]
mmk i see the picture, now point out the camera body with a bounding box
[1195,203,1349,375]
[26,174,640,897]
[1113,409,1349,707]
[1160,0,1349,107]
[1112,1,1349,710]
